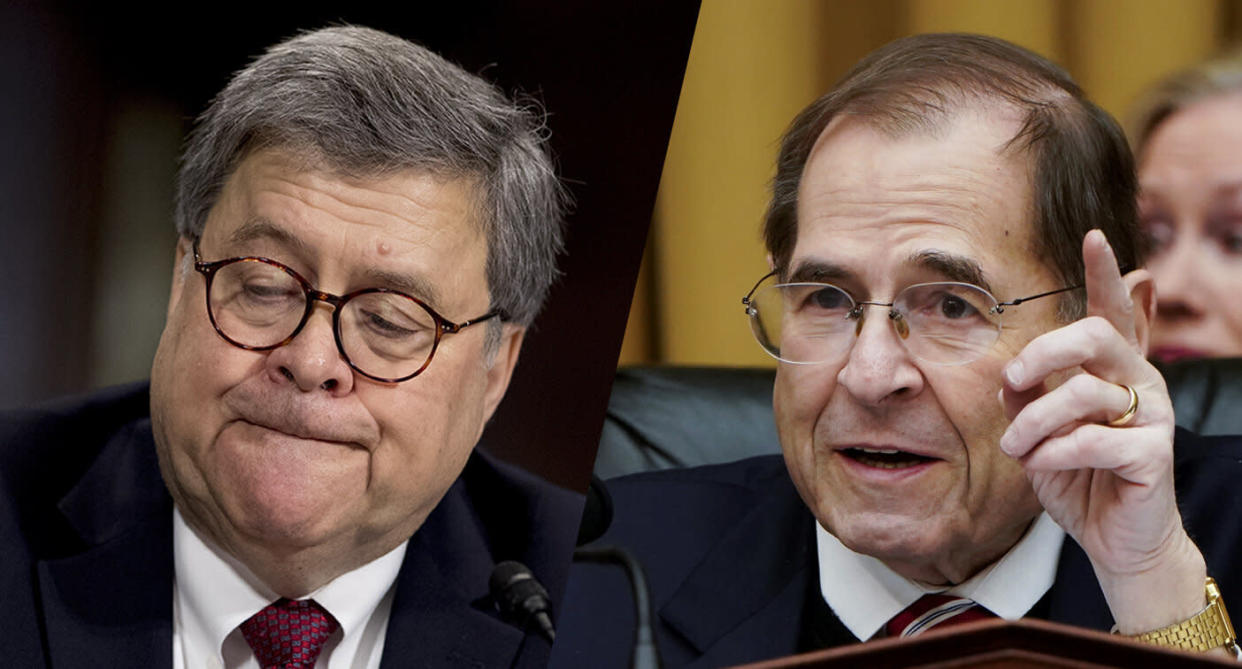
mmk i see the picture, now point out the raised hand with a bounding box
[998,229,1206,634]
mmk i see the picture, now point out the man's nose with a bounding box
[836,305,924,406]
[264,306,355,395]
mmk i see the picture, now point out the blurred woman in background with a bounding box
[1131,51,1242,363]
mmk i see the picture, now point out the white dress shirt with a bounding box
[171,509,408,669]
[815,512,1066,641]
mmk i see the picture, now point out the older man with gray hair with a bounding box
[2,25,576,668]
[552,32,1242,667]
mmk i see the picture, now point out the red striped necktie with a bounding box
[240,598,340,669]
[885,594,995,638]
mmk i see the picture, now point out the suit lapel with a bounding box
[380,473,527,669]
[654,463,1117,667]
[37,419,175,669]
[660,472,816,668]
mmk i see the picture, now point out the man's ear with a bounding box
[1123,268,1156,356]
[166,237,193,321]
[480,324,526,423]
[767,253,776,272]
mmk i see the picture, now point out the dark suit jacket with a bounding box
[1,383,584,669]
[550,430,1242,668]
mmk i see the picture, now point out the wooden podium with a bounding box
[734,618,1236,668]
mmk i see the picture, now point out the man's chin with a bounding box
[209,427,368,534]
[823,508,952,565]
[224,499,357,553]
[210,460,368,554]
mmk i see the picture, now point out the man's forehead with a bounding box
[219,217,445,304]
[211,147,483,236]
[798,123,1031,226]
[200,148,489,305]
[791,108,1040,285]
[806,103,1030,172]
[222,146,486,232]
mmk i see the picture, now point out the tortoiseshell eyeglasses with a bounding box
[193,245,503,383]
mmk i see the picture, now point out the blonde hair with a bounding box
[1129,47,1242,157]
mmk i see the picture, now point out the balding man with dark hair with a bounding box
[551,33,1242,667]
[2,26,578,668]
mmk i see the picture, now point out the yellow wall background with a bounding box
[619,0,1242,367]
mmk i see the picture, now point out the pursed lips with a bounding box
[221,388,380,448]
[235,417,367,448]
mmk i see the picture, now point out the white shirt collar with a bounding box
[173,508,407,669]
[814,512,1065,641]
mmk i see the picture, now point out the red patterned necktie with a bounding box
[240,598,340,669]
[884,594,995,638]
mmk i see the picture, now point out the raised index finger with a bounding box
[1083,229,1138,348]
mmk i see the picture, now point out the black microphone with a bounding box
[577,474,614,546]
[489,560,556,643]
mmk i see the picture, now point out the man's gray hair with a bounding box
[765,33,1145,323]
[175,25,567,328]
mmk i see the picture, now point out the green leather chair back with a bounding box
[595,359,1242,480]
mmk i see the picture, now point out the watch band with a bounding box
[1126,577,1240,655]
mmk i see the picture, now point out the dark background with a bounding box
[0,0,701,490]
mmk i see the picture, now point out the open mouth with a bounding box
[841,447,937,470]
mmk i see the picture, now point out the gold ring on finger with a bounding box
[1108,384,1139,427]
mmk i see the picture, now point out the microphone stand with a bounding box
[573,546,663,669]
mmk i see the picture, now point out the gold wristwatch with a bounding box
[1126,577,1240,656]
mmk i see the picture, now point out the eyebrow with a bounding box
[1213,182,1242,200]
[785,250,994,294]
[226,218,314,258]
[361,268,442,307]
[226,217,442,306]
[785,259,854,284]
[909,250,994,294]
[1140,180,1242,198]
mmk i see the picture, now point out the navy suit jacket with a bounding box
[550,430,1242,668]
[1,383,584,668]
